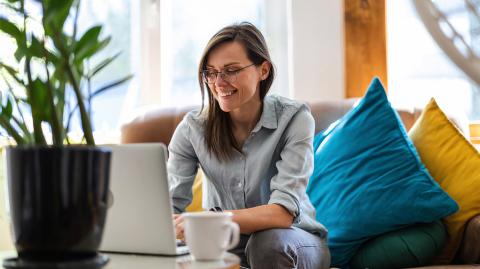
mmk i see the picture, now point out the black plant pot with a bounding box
[5,146,111,262]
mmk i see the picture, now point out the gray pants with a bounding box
[229,227,330,269]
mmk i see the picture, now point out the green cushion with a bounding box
[350,221,447,269]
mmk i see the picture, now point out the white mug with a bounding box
[182,211,240,260]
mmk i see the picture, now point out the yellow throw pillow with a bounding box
[408,98,480,263]
[185,169,203,212]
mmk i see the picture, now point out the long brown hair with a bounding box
[198,22,275,161]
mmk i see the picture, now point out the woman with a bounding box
[168,22,330,269]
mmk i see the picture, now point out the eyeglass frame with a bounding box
[201,63,256,84]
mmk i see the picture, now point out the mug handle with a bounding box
[222,222,240,250]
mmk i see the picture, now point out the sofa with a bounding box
[120,99,480,268]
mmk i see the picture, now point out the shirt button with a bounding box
[237,182,242,188]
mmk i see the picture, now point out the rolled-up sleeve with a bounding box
[268,107,315,224]
[167,116,199,213]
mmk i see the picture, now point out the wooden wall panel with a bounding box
[344,0,387,98]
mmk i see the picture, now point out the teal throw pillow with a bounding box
[306,77,458,268]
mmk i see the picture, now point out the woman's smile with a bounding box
[217,89,238,97]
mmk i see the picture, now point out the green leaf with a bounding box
[4,96,13,118]
[30,35,59,63]
[0,62,17,76]
[74,25,102,54]
[0,85,31,142]
[13,34,27,62]
[0,2,24,16]
[14,47,24,61]
[0,17,22,41]
[42,0,74,37]
[48,30,72,61]
[0,114,25,145]
[0,4,20,18]
[76,36,111,63]
[0,62,23,85]
[88,52,121,78]
[51,67,66,84]
[29,78,51,122]
[29,35,44,58]
[74,26,111,62]
[96,37,111,53]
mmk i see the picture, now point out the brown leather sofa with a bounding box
[120,99,480,267]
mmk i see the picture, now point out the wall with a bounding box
[0,151,13,251]
[291,0,344,102]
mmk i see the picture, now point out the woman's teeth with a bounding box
[219,90,236,97]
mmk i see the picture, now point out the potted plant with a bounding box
[0,0,131,266]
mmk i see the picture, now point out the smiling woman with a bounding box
[168,23,330,269]
[203,42,267,114]
[198,27,274,159]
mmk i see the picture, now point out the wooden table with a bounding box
[0,251,240,269]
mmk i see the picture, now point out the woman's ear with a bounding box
[260,61,271,80]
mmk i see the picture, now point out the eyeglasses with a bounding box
[202,63,256,84]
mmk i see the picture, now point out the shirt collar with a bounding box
[252,96,277,133]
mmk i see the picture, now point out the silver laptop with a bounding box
[100,143,189,256]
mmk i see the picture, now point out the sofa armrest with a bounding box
[120,105,197,144]
[457,214,480,264]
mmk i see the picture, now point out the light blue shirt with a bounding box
[167,95,327,237]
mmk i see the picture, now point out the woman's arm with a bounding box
[176,204,293,239]
[228,204,294,234]
[168,116,199,213]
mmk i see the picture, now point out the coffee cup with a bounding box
[182,211,240,260]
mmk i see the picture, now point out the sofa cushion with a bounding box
[350,221,447,269]
[408,98,480,263]
[306,77,458,267]
[185,169,203,212]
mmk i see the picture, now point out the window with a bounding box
[75,0,136,135]
[0,0,137,139]
[157,0,290,107]
[0,0,290,138]
[387,0,480,122]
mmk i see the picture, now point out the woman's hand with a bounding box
[173,214,185,241]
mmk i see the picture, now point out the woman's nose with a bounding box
[214,74,229,87]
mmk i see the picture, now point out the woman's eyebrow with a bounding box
[206,62,242,68]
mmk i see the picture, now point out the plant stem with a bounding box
[43,54,63,145]
[87,62,92,118]
[65,64,95,145]
[64,91,72,145]
[72,0,80,41]
[25,57,46,145]
[22,0,47,147]
[47,16,95,145]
